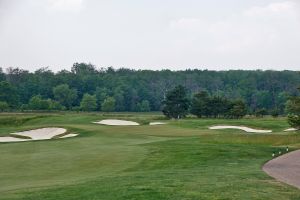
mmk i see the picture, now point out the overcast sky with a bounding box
[0,0,300,71]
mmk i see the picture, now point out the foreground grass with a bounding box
[0,113,300,199]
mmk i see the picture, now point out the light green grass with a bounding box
[0,113,299,200]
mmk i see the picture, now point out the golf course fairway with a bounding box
[1,113,300,200]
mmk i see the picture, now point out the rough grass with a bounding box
[0,115,50,126]
[0,113,300,200]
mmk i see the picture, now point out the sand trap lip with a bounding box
[149,122,167,125]
[284,128,298,132]
[209,125,272,133]
[60,133,78,138]
[263,150,300,189]
[0,137,30,142]
[93,119,140,126]
[0,128,75,143]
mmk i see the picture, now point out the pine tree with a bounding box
[162,85,190,119]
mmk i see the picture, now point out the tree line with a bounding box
[286,87,300,129]
[163,85,247,119]
[161,85,300,128]
[0,63,299,114]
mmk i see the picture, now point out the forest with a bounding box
[0,63,299,114]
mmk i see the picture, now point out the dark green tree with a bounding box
[53,84,78,109]
[137,100,150,112]
[0,68,5,81]
[95,87,108,110]
[255,108,268,117]
[191,91,210,118]
[101,97,116,112]
[113,87,125,111]
[48,99,64,110]
[0,101,9,111]
[270,109,280,118]
[286,92,300,129]
[80,94,97,111]
[207,96,230,118]
[28,95,50,110]
[162,85,190,119]
[228,100,247,119]
[0,81,19,107]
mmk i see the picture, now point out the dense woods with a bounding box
[286,88,300,128]
[0,63,299,114]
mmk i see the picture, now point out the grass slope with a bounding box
[0,113,300,200]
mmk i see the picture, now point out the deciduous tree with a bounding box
[80,94,97,111]
[101,97,116,112]
[53,84,78,109]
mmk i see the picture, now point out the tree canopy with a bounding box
[0,64,299,114]
[101,97,116,112]
[286,89,300,129]
[80,94,97,111]
[162,85,190,119]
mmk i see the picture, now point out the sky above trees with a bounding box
[0,0,300,71]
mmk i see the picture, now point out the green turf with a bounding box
[0,113,300,200]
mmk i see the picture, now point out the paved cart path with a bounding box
[263,150,300,189]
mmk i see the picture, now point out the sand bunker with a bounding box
[263,150,300,189]
[0,137,30,142]
[93,119,140,126]
[0,128,77,143]
[284,128,298,132]
[209,125,272,133]
[14,128,67,140]
[60,133,78,138]
[149,122,167,125]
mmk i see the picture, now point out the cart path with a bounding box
[263,150,300,189]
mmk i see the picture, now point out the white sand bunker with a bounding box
[94,119,140,126]
[284,128,298,132]
[149,122,167,125]
[209,125,272,133]
[0,137,30,142]
[0,128,77,143]
[60,133,78,138]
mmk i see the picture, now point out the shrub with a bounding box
[0,101,9,112]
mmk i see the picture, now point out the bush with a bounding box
[28,95,50,110]
[48,100,64,110]
[137,100,150,112]
[101,97,116,112]
[271,109,280,118]
[255,108,268,117]
[287,114,300,129]
[80,94,97,111]
[0,101,9,111]
[286,92,300,129]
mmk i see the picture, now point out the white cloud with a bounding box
[47,0,84,12]
[244,1,297,17]
[167,1,300,56]
[0,0,300,71]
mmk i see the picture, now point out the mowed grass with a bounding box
[0,113,300,200]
